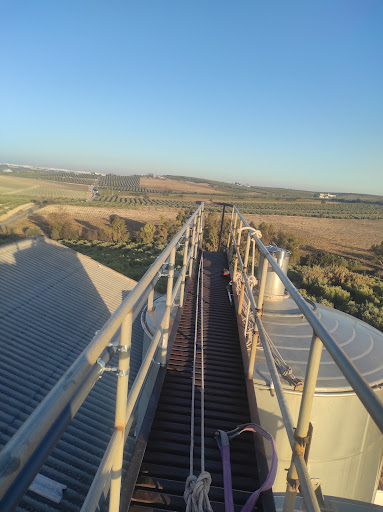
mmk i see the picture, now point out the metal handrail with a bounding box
[227,203,383,512]
[0,203,204,512]
[231,205,383,433]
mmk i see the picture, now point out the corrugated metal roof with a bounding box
[0,236,145,511]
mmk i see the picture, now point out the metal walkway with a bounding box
[129,252,265,512]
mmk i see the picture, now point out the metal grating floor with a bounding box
[129,252,264,512]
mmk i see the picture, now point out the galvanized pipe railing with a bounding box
[0,204,204,512]
[229,204,383,431]
[227,203,383,512]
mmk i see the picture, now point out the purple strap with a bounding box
[216,423,278,512]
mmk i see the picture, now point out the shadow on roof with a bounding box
[0,236,144,511]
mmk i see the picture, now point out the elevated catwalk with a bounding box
[128,252,269,512]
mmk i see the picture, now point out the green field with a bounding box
[237,200,383,219]
[91,194,199,209]
[0,175,88,200]
[98,174,141,190]
[1,167,383,219]
[16,173,97,185]
[0,196,31,217]
[88,193,383,219]
[0,165,97,185]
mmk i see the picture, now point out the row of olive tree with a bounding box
[47,208,194,245]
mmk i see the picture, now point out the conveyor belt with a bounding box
[129,252,265,511]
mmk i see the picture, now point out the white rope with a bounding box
[200,253,205,473]
[184,253,213,512]
[263,328,302,387]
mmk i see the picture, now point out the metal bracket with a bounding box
[159,270,180,278]
[96,358,118,375]
[293,422,313,454]
[97,360,129,378]
[287,476,299,491]
[106,342,129,353]
[116,369,130,377]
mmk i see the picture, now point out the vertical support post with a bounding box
[194,208,202,259]
[296,335,323,437]
[189,217,196,277]
[227,207,235,249]
[248,330,259,380]
[195,211,201,258]
[256,254,269,311]
[233,220,243,278]
[199,205,204,250]
[228,211,238,264]
[218,204,226,251]
[109,312,132,512]
[161,247,176,366]
[251,239,255,277]
[179,226,190,308]
[247,238,260,378]
[244,300,251,337]
[147,289,154,312]
[283,334,323,512]
[238,232,251,315]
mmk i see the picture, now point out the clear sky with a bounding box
[0,1,382,194]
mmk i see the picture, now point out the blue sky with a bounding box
[0,0,382,194]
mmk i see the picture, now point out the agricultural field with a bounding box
[9,203,383,269]
[237,200,383,219]
[98,175,141,190]
[0,170,96,185]
[92,194,199,209]
[244,213,383,266]
[24,173,97,185]
[96,175,225,194]
[87,192,383,220]
[0,165,98,184]
[141,176,226,194]
[0,196,33,219]
[167,175,319,199]
[0,175,89,200]
[11,205,179,236]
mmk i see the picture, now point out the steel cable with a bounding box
[184,253,213,512]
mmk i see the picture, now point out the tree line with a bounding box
[47,208,193,245]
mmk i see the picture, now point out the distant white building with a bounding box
[148,174,166,179]
[319,192,336,199]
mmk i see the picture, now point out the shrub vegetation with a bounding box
[289,251,383,331]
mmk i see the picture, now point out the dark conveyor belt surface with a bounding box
[129,252,264,512]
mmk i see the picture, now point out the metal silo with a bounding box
[252,294,383,502]
[258,246,291,299]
